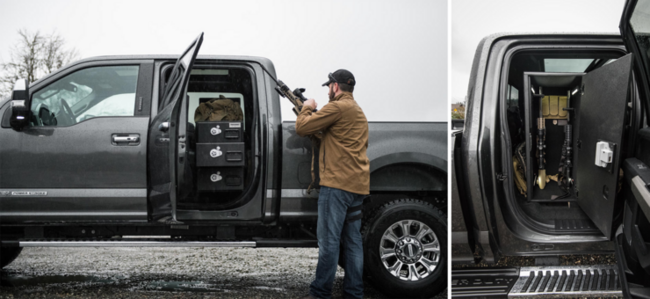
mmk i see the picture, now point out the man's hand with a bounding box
[304,99,318,110]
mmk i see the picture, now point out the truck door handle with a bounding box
[113,136,139,143]
[111,134,140,145]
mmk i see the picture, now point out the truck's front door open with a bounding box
[616,0,650,295]
[148,33,203,222]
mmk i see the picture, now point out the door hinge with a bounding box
[496,173,507,181]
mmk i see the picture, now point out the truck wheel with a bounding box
[363,198,446,298]
[0,247,22,269]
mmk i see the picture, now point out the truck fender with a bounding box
[370,152,446,173]
[369,153,446,192]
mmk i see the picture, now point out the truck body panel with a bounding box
[0,55,446,227]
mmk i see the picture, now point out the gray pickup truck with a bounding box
[0,33,447,297]
[452,0,650,297]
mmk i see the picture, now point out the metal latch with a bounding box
[210,125,222,136]
[210,172,222,182]
[595,141,613,168]
[210,146,223,158]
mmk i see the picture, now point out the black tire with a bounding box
[0,247,22,269]
[363,198,447,298]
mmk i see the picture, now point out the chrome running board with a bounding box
[452,265,622,298]
[509,265,621,297]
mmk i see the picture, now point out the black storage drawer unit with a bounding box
[196,121,243,143]
[196,142,245,167]
[197,167,244,191]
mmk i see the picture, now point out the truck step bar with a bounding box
[2,239,317,248]
[452,265,622,298]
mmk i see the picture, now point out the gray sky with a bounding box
[0,0,447,122]
[452,0,626,105]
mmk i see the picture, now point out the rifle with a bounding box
[560,89,574,192]
[256,66,321,192]
[253,61,317,115]
[534,88,547,189]
[274,80,316,115]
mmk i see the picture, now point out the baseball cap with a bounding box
[322,69,356,87]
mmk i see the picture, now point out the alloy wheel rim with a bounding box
[379,219,440,281]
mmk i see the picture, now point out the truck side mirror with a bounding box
[10,79,30,131]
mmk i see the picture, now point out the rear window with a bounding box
[544,59,594,72]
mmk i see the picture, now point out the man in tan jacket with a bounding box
[296,69,369,299]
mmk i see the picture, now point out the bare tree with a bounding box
[42,32,79,74]
[0,29,79,98]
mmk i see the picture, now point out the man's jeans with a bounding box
[309,186,365,299]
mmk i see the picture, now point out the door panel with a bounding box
[147,33,203,221]
[618,0,650,295]
[622,0,650,123]
[0,189,146,223]
[0,117,148,188]
[575,54,633,239]
[0,64,149,223]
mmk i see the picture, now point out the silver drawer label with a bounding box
[3,191,48,196]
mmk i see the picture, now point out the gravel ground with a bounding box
[0,247,447,298]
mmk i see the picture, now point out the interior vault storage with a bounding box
[523,73,582,202]
[518,54,632,237]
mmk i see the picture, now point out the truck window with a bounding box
[30,65,139,126]
[544,58,594,72]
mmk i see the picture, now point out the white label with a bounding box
[229,122,241,128]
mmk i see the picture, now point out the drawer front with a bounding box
[196,142,245,167]
[197,167,244,191]
[196,121,243,143]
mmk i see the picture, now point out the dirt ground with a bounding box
[0,247,447,299]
